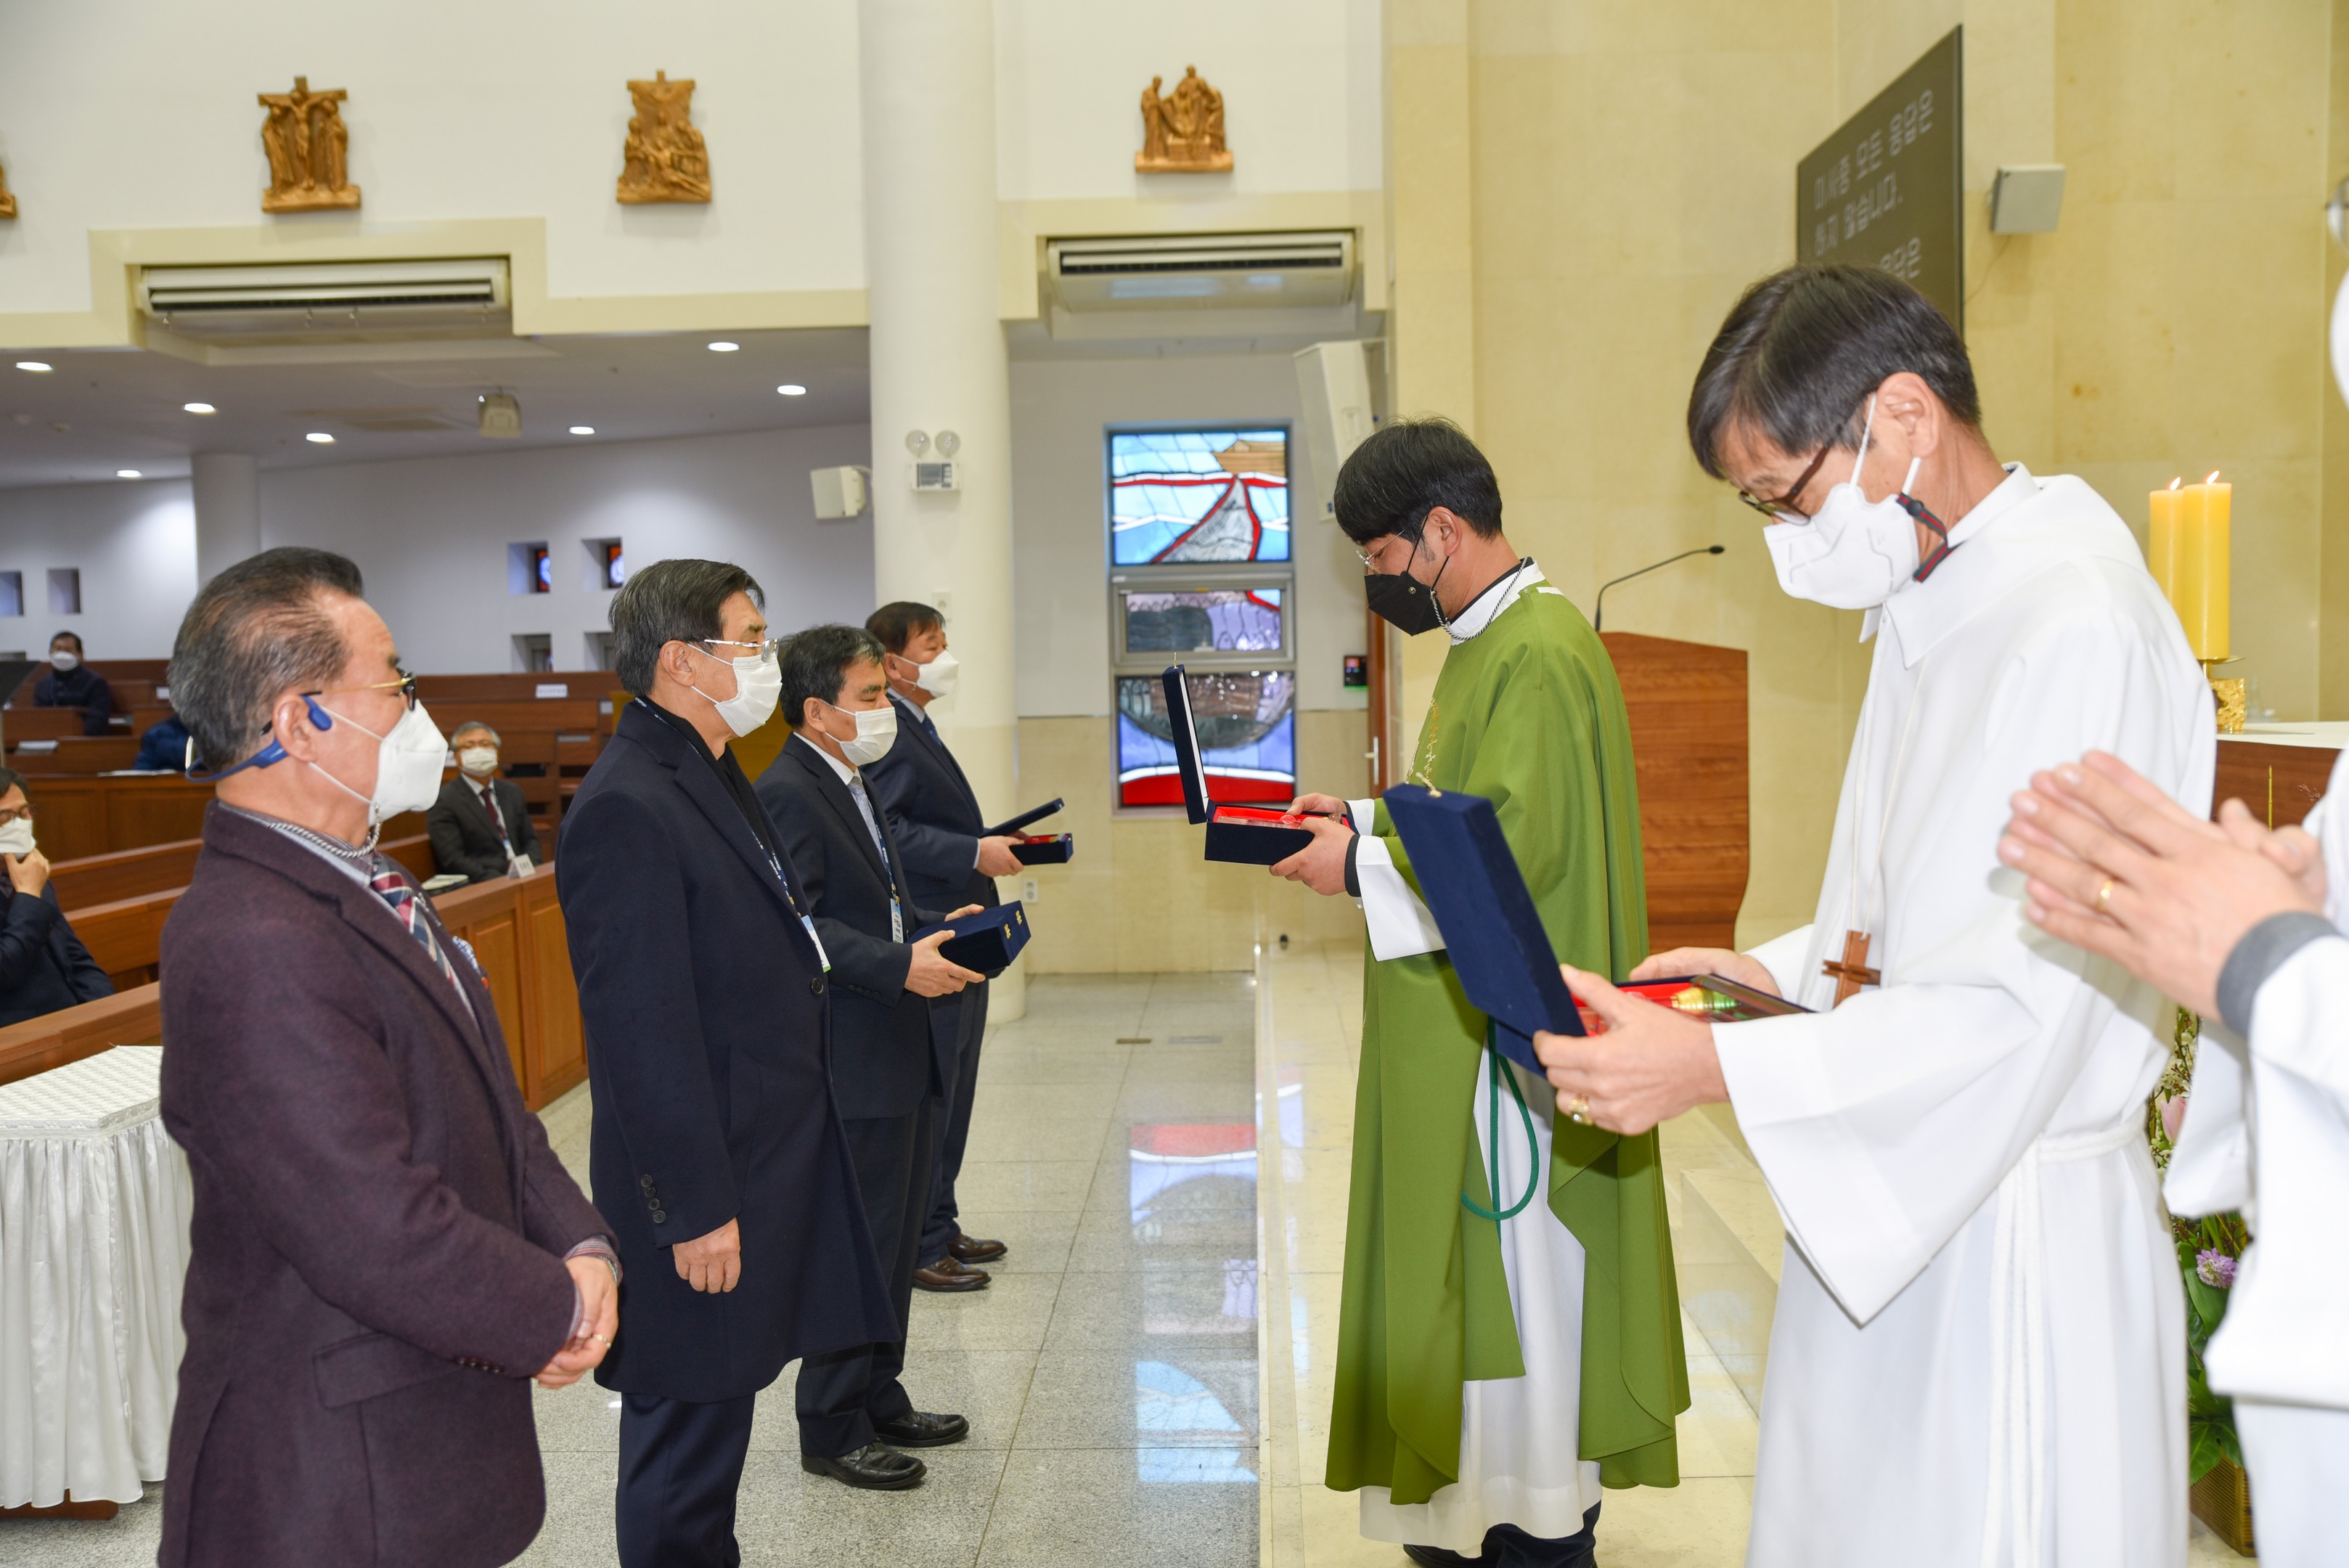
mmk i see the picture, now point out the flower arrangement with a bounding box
[2145,1006,2250,1484]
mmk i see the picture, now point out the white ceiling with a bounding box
[0,327,870,490]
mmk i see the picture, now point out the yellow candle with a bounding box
[2174,471,2231,661]
[2148,478,2182,603]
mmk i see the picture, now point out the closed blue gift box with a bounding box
[912,899,1031,976]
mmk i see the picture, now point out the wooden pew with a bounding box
[8,737,142,774]
[7,854,581,1110]
[3,708,94,743]
[50,838,205,910]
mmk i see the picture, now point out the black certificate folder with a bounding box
[1161,664,1313,866]
[912,901,1031,977]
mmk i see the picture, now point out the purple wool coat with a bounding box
[156,805,610,1568]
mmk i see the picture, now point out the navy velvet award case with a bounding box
[912,900,1032,976]
[1161,664,1312,865]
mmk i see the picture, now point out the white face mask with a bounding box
[912,648,960,698]
[692,652,783,738]
[1760,398,1927,611]
[312,699,451,824]
[0,817,35,859]
[49,651,78,673]
[457,746,499,777]
[824,699,899,767]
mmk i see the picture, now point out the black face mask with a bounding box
[1364,534,1450,635]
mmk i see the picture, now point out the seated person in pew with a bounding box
[32,631,115,736]
[427,720,543,882]
[134,710,193,772]
[0,764,113,1026]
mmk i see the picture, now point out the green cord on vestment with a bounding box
[1461,1018,1540,1222]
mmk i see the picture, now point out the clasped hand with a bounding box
[1270,793,1355,896]
[534,1253,621,1389]
[1527,948,1755,1135]
[1998,750,2324,1019]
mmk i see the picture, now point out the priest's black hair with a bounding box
[1331,417,1503,546]
[780,623,886,729]
[1686,264,1981,481]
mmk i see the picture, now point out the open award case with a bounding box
[1161,664,1312,865]
[985,799,1075,865]
[1381,783,1806,1074]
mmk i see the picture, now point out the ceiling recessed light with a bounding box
[306,431,335,444]
[15,362,52,374]
[777,383,807,396]
[117,469,142,479]
[706,340,740,353]
[183,401,216,415]
[569,425,596,436]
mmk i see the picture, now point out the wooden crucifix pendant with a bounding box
[1821,929,1881,1006]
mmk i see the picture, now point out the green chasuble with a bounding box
[1324,574,1688,1506]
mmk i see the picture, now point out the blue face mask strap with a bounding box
[186,695,335,783]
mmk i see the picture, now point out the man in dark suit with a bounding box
[863,602,1019,1291]
[32,630,114,735]
[755,623,984,1485]
[428,721,544,883]
[155,547,616,1568]
[560,563,900,1562]
[0,765,113,1026]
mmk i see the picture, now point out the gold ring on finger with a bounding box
[2094,877,2115,915]
[1566,1093,1591,1124]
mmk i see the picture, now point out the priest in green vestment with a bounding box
[1273,419,1687,1568]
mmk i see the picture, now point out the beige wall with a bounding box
[1013,709,1368,972]
[1382,0,2345,944]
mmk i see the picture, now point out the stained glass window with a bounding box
[1116,671,1295,808]
[1117,587,1285,658]
[1110,430,1290,565]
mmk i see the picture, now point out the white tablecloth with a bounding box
[0,1046,189,1508]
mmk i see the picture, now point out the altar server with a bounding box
[156,547,616,1568]
[1272,418,1683,1568]
[560,563,897,1564]
[1534,264,2211,1567]
[1998,750,2345,1568]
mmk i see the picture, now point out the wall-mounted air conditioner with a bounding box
[136,258,512,343]
[1046,232,1354,314]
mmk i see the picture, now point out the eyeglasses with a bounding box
[1354,528,1422,573]
[1735,440,1837,522]
[309,668,419,711]
[696,637,780,664]
[0,804,33,826]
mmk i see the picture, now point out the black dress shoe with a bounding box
[801,1441,926,1490]
[873,1409,969,1448]
[912,1256,989,1292]
[949,1231,1008,1263]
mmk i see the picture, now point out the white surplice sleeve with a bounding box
[2202,935,2349,1410]
[1349,797,1445,962]
[1744,924,1815,997]
[1713,587,2214,1324]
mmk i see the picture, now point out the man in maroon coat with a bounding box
[156,547,616,1567]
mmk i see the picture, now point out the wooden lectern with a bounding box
[1600,632,1749,952]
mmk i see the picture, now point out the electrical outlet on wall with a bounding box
[1021,877,1039,904]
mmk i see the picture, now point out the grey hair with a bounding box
[168,547,365,770]
[609,558,764,697]
[451,721,502,747]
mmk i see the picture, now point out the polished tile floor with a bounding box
[5,972,1262,1567]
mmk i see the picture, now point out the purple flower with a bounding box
[2196,1249,2237,1289]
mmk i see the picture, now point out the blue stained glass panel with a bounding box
[1110,429,1290,565]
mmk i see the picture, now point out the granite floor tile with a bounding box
[0,1488,166,1567]
[931,1208,1082,1273]
[971,1046,1134,1084]
[1042,1265,1260,1352]
[1114,1081,1257,1122]
[952,1157,1099,1212]
[989,1080,1124,1121]
[531,1373,628,1453]
[960,1113,1113,1164]
[1067,1203,1259,1270]
[1014,1347,1260,1451]
[904,1268,1063,1352]
[731,1445,1009,1567]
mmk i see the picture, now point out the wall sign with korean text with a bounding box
[1796,28,1964,331]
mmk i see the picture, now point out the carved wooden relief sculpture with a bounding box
[0,162,15,219]
[258,77,360,212]
[1136,66,1231,173]
[618,71,711,204]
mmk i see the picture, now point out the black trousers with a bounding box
[615,1389,757,1568]
[918,979,989,1265]
[795,1097,935,1456]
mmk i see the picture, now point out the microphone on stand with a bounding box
[1593,545,1725,632]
